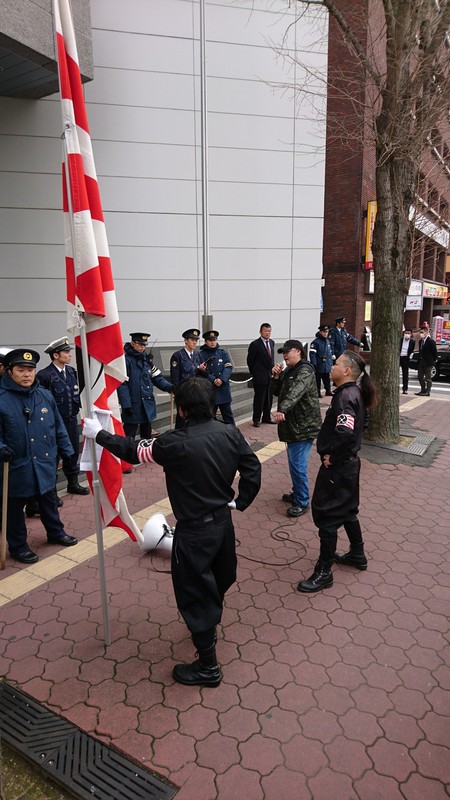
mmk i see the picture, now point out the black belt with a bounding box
[179,505,230,527]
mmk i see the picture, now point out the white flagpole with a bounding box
[62,125,111,646]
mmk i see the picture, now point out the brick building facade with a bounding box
[321,0,450,341]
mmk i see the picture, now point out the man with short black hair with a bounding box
[272,340,321,517]
[415,325,438,396]
[309,324,333,397]
[399,328,415,394]
[83,377,261,687]
[247,323,275,427]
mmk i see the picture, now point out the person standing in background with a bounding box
[399,328,415,394]
[329,317,362,361]
[247,323,275,427]
[200,330,235,425]
[309,325,333,397]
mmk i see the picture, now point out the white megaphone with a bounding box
[140,512,174,555]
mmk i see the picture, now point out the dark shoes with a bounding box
[252,422,261,428]
[12,549,39,564]
[47,534,78,547]
[334,549,368,570]
[402,390,408,395]
[415,391,429,396]
[67,482,90,495]
[297,561,333,593]
[325,391,333,396]
[172,645,222,688]
[122,467,133,474]
[262,420,277,425]
[282,492,294,504]
[287,505,309,518]
[25,501,39,518]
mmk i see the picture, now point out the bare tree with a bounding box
[283,0,450,442]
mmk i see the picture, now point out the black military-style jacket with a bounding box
[96,419,261,522]
[316,381,365,464]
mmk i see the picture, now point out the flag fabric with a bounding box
[53,0,141,542]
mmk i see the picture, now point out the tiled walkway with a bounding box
[1,396,449,799]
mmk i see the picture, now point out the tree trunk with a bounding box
[367,154,413,443]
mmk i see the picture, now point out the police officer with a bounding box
[117,332,173,439]
[170,329,207,429]
[83,378,261,687]
[37,337,89,497]
[309,324,333,397]
[200,330,235,425]
[297,351,377,593]
[0,348,78,563]
[329,317,362,360]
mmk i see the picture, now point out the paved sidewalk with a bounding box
[0,398,449,799]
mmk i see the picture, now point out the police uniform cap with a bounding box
[182,328,200,339]
[45,337,73,355]
[203,330,219,340]
[130,332,150,344]
[335,316,346,324]
[277,339,303,354]
[4,348,40,369]
[318,324,329,332]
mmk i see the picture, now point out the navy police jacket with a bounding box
[170,348,203,387]
[309,334,333,374]
[37,362,81,420]
[0,373,73,497]
[329,327,361,359]
[199,345,233,404]
[117,343,173,424]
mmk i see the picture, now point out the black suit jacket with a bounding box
[418,336,438,368]
[247,338,275,385]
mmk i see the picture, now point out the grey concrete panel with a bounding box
[209,181,293,217]
[91,28,194,74]
[86,103,198,147]
[110,247,200,280]
[0,134,62,173]
[99,176,197,215]
[90,0,194,39]
[84,67,197,111]
[86,141,197,181]
[103,211,199,248]
[208,147,293,184]
[209,248,293,280]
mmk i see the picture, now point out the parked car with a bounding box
[410,341,450,380]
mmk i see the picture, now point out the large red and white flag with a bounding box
[53,0,141,542]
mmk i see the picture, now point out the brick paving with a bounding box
[0,397,449,799]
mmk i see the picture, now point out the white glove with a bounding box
[83,416,103,439]
[227,500,236,509]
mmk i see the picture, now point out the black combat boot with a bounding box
[334,542,368,570]
[172,644,222,687]
[297,560,333,593]
[67,475,90,495]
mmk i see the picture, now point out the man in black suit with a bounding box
[247,323,275,427]
[415,324,438,396]
[399,328,415,394]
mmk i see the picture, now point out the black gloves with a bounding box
[122,408,132,418]
[0,446,15,462]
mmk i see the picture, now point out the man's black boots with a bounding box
[335,520,368,570]
[334,542,368,570]
[172,644,222,687]
[297,560,333,593]
[67,475,90,495]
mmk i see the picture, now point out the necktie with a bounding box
[62,369,67,381]
[266,341,271,355]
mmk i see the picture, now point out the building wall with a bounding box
[0,0,328,355]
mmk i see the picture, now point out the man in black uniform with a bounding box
[170,328,207,429]
[83,378,261,687]
[37,337,89,498]
[297,351,377,593]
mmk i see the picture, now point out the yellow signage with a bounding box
[365,201,377,270]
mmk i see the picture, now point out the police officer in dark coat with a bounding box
[415,324,438,396]
[83,378,261,687]
[37,337,89,497]
[329,317,362,360]
[117,332,173,439]
[200,330,235,425]
[297,351,377,593]
[170,329,207,429]
[0,349,78,564]
[309,324,333,397]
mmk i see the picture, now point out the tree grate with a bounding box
[0,682,177,800]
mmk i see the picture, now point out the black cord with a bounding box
[236,519,308,566]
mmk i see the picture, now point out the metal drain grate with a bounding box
[0,682,177,800]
